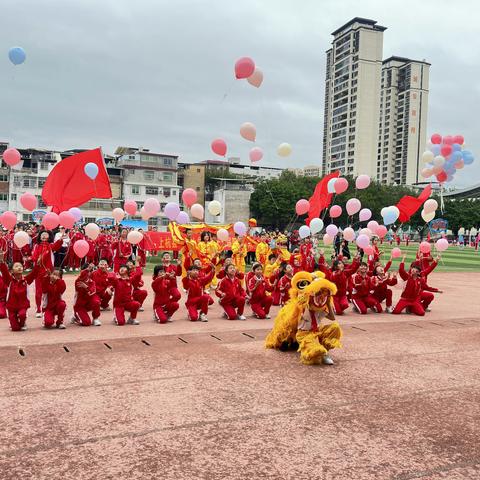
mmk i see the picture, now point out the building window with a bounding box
[22,214,30,222]
[131,185,140,195]
[163,158,173,166]
[195,186,200,191]
[145,186,158,195]
[39,162,49,171]
[161,217,169,226]
[23,177,36,188]
[38,177,47,188]
[144,171,154,181]
[11,194,17,201]
[0,174,8,182]
[196,168,201,173]
[163,188,171,197]
[163,172,173,183]
[85,217,96,224]
[129,155,136,160]
[129,169,135,175]
[0,193,7,201]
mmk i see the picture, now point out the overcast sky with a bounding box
[1,0,479,187]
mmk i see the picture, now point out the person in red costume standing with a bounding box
[136,229,147,268]
[351,262,382,315]
[112,228,133,273]
[97,229,113,267]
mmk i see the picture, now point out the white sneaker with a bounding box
[167,317,173,323]
[20,325,27,331]
[139,307,144,312]
[93,318,102,326]
[266,314,271,319]
[425,308,431,312]
[237,315,246,321]
[127,317,139,325]
[386,306,393,313]
[57,323,66,329]
[70,315,78,325]
[322,354,334,365]
[199,313,208,322]
[36,312,42,318]
[100,306,111,312]
[69,268,73,272]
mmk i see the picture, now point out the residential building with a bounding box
[302,165,321,177]
[177,162,206,206]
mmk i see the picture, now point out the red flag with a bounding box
[307,171,340,223]
[396,184,432,223]
[42,148,112,213]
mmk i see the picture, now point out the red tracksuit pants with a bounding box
[352,295,382,314]
[114,301,140,325]
[0,301,6,319]
[44,301,67,328]
[393,292,434,316]
[333,294,349,315]
[186,295,210,321]
[250,295,273,319]
[8,308,28,331]
[35,277,43,313]
[97,290,112,310]
[372,289,393,307]
[170,288,181,302]
[74,296,101,326]
[220,296,245,320]
[154,301,179,323]
[133,289,148,307]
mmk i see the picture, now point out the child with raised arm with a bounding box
[351,262,382,314]
[182,265,214,322]
[41,268,67,329]
[73,264,102,326]
[216,264,246,320]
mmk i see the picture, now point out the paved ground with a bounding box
[0,272,479,479]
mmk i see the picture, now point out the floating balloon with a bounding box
[295,199,310,216]
[42,212,59,230]
[421,210,435,223]
[234,221,247,236]
[144,198,160,216]
[85,223,100,240]
[327,178,337,193]
[249,147,263,163]
[382,206,399,225]
[19,193,37,211]
[277,143,292,157]
[208,200,222,216]
[181,188,197,207]
[346,198,361,216]
[298,225,311,239]
[323,233,333,245]
[326,224,338,237]
[420,241,431,254]
[217,228,230,242]
[453,135,464,145]
[359,208,372,222]
[422,151,434,163]
[343,227,355,242]
[367,221,379,234]
[8,47,26,65]
[0,211,17,230]
[73,240,89,258]
[2,148,21,166]
[423,199,438,214]
[59,211,75,229]
[247,67,263,88]
[334,177,348,194]
[329,205,342,218]
[391,247,402,258]
[376,225,388,238]
[140,207,150,220]
[235,57,255,79]
[191,203,204,220]
[433,156,445,168]
[124,200,138,216]
[443,135,454,145]
[127,230,143,245]
[211,138,227,157]
[164,202,181,221]
[363,245,374,256]
[69,207,82,222]
[112,208,125,223]
[359,228,373,239]
[14,231,30,248]
[84,162,99,180]
[240,122,256,142]
[355,174,371,190]
[176,211,190,224]
[356,234,370,250]
[431,133,442,144]
[436,238,449,252]
[440,145,452,157]
[309,218,324,235]
[421,167,433,178]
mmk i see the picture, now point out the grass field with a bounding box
[143,242,480,274]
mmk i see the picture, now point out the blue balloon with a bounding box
[463,154,474,165]
[451,151,463,162]
[382,211,396,226]
[431,144,441,156]
[84,162,99,180]
[452,143,462,152]
[8,47,26,65]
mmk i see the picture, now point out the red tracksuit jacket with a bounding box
[130,267,144,290]
[278,274,292,302]
[152,276,173,306]
[248,274,272,302]
[182,270,214,304]
[217,269,244,281]
[372,275,397,297]
[164,263,182,288]
[331,259,360,296]
[0,263,38,310]
[398,263,423,301]
[352,273,375,297]
[41,277,66,310]
[74,273,97,307]
[91,269,114,294]
[216,276,245,302]
[113,240,132,263]
[112,277,134,307]
[32,239,63,273]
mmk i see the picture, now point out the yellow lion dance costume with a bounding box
[265,271,342,365]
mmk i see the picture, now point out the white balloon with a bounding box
[433,155,445,167]
[309,218,324,234]
[422,151,435,163]
[277,143,292,157]
[298,225,311,239]
[421,209,435,222]
[207,200,222,216]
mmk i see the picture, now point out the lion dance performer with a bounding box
[265,271,342,366]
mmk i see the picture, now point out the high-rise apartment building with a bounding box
[322,18,430,185]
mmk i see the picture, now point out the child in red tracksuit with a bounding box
[419,258,442,311]
[41,269,67,329]
[91,259,114,310]
[269,262,287,306]
[73,266,102,326]
[278,263,294,305]
[0,252,38,331]
[182,265,214,322]
[162,252,182,303]
[371,265,397,313]
[112,265,141,325]
[216,264,246,320]
[351,262,382,314]
[328,256,360,315]
[126,260,148,311]
[248,262,273,319]
[289,249,303,274]
[0,273,7,319]
[152,265,179,323]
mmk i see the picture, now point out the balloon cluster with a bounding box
[421,133,475,183]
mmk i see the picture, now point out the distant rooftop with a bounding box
[115,146,178,158]
[383,55,431,66]
[331,17,387,36]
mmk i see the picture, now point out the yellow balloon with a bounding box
[277,142,292,157]
[421,209,435,223]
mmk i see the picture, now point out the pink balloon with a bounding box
[19,192,37,211]
[249,147,263,163]
[441,144,453,157]
[359,208,372,222]
[69,207,82,222]
[343,227,355,242]
[112,208,125,222]
[181,188,197,207]
[247,67,263,88]
[42,212,59,230]
[73,240,89,258]
[454,160,464,169]
[2,148,21,166]
[453,135,464,145]
[295,199,310,216]
[326,224,338,237]
[367,220,379,234]
[329,205,342,218]
[14,231,30,248]
[355,174,371,190]
[376,225,388,238]
[323,233,333,245]
[431,133,442,144]
[144,198,160,216]
[436,238,449,252]
[176,211,190,224]
[59,211,75,229]
[356,234,370,249]
[364,245,374,256]
[124,200,138,216]
[420,241,431,254]
[234,221,247,236]
[217,228,230,242]
[334,177,348,194]
[240,122,256,142]
[346,198,361,216]
[127,230,143,245]
[359,228,373,239]
[211,138,227,157]
[391,247,402,258]
[85,223,100,240]
[191,203,204,220]
[0,211,17,230]
[235,57,255,79]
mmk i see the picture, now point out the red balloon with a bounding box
[295,199,310,216]
[19,193,37,211]
[453,134,464,145]
[443,135,454,145]
[211,138,227,156]
[436,171,447,183]
[431,133,442,144]
[234,57,255,79]
[333,177,348,194]
[58,211,76,229]
[440,144,452,157]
